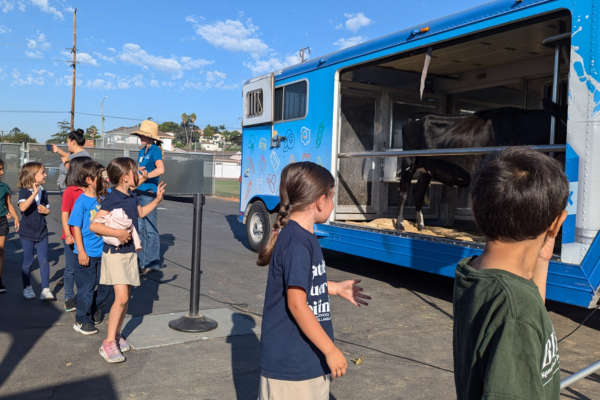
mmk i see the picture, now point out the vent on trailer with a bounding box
[243,74,274,126]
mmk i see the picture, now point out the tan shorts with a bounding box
[258,375,330,400]
[99,250,140,286]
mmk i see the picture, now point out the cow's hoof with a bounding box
[417,224,426,231]
[395,220,405,231]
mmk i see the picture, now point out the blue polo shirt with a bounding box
[17,187,49,242]
[137,144,162,192]
[99,188,139,254]
[68,193,104,257]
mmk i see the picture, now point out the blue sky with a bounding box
[0,0,485,142]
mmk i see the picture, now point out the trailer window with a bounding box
[274,80,308,122]
[246,89,264,118]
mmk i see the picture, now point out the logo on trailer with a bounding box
[247,157,255,174]
[289,154,296,163]
[301,127,310,145]
[317,156,322,166]
[248,135,256,153]
[302,153,312,162]
[245,181,252,200]
[283,130,295,152]
[270,151,280,171]
[257,175,263,192]
[316,121,325,148]
[267,174,277,193]
[260,155,266,171]
[259,137,268,151]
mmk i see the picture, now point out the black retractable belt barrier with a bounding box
[135,191,218,333]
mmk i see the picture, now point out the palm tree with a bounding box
[190,113,197,145]
[181,113,189,147]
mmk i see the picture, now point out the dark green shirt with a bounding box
[0,182,9,217]
[453,257,560,400]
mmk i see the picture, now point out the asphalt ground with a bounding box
[1,194,600,399]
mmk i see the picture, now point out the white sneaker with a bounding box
[23,285,35,299]
[40,288,54,301]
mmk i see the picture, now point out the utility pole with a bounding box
[69,8,78,131]
[101,96,107,147]
[299,47,311,62]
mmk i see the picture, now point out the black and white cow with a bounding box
[396,99,567,231]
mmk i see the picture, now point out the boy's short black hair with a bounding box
[0,158,4,167]
[470,147,569,242]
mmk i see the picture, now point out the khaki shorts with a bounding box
[258,375,330,400]
[100,250,140,286]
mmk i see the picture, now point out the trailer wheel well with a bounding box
[243,198,280,224]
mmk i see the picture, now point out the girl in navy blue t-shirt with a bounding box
[17,162,52,301]
[90,157,165,364]
[256,162,371,399]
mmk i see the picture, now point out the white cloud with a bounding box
[1,0,14,13]
[342,12,372,33]
[133,74,144,88]
[117,79,130,89]
[244,53,302,76]
[104,72,116,78]
[11,69,44,86]
[107,47,115,52]
[86,78,114,90]
[55,74,82,87]
[65,6,74,12]
[0,25,10,33]
[334,36,367,49]
[30,0,63,19]
[32,69,53,76]
[193,19,269,56]
[206,70,226,82]
[150,79,159,88]
[118,43,211,78]
[94,52,115,63]
[27,31,51,50]
[18,1,25,11]
[185,15,197,23]
[161,81,174,88]
[12,69,19,79]
[25,50,43,58]
[182,80,204,90]
[27,39,36,48]
[61,50,98,66]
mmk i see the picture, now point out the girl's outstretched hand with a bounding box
[337,279,371,307]
[156,182,166,202]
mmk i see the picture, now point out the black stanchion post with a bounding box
[168,193,218,332]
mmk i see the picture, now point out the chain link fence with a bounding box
[1,144,214,196]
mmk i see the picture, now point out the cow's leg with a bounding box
[413,172,432,231]
[396,158,416,231]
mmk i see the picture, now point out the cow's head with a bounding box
[542,98,568,143]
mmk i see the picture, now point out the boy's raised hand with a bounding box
[156,182,166,202]
[337,279,371,307]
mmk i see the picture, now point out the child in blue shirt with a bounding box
[17,162,52,301]
[0,158,20,293]
[256,162,371,399]
[69,161,110,335]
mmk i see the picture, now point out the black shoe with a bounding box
[92,309,103,325]
[65,298,76,312]
[73,322,99,335]
[0,279,6,293]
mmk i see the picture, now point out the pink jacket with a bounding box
[92,208,142,251]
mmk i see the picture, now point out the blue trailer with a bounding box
[239,0,600,308]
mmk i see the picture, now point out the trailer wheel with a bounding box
[246,202,272,253]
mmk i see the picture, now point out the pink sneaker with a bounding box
[99,339,125,363]
[116,333,131,352]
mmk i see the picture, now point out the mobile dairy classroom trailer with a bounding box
[239,0,600,308]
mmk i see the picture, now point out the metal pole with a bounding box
[168,193,218,332]
[550,44,560,146]
[561,359,600,389]
[189,193,203,316]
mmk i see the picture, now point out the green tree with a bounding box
[158,121,179,133]
[47,120,70,144]
[85,125,100,140]
[5,128,37,144]
[147,117,153,121]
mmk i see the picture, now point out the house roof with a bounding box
[243,0,553,85]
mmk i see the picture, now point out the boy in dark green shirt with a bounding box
[453,147,568,400]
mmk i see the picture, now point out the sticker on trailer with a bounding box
[260,155,266,171]
[257,175,263,192]
[248,157,255,174]
[259,137,268,151]
[270,151,280,171]
[316,121,324,148]
[245,181,252,200]
[301,127,310,145]
[248,136,256,153]
[268,174,277,193]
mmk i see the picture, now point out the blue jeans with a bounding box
[137,193,160,270]
[20,237,49,289]
[63,240,76,299]
[74,256,110,323]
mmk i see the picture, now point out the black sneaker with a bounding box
[0,279,6,293]
[92,309,103,325]
[73,322,99,335]
[65,298,76,312]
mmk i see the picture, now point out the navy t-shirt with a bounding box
[17,187,49,242]
[99,188,139,254]
[260,220,334,381]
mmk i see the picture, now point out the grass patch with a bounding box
[215,179,240,199]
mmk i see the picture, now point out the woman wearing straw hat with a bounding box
[131,120,165,274]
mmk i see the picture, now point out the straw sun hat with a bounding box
[131,120,163,144]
